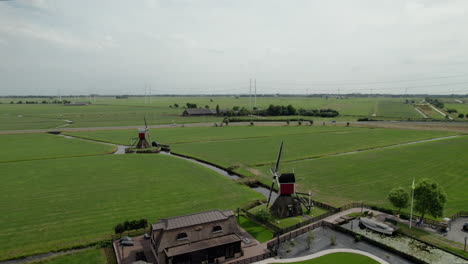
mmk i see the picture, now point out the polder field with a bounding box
[1,97,467,262]
[0,96,448,131]
[64,125,467,217]
[0,133,263,260]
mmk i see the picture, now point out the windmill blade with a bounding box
[266,177,276,207]
[144,116,148,130]
[274,141,284,173]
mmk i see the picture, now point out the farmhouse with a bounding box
[150,210,244,264]
[182,108,217,116]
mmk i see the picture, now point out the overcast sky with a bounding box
[1,0,468,95]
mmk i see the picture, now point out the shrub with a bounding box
[458,113,465,118]
[114,223,125,234]
[255,208,272,223]
[354,234,362,242]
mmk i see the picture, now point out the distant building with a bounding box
[63,102,89,106]
[150,210,244,264]
[182,108,217,116]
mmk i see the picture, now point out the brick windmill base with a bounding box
[270,196,303,218]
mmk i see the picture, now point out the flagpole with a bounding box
[410,178,415,230]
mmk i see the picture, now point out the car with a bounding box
[463,222,468,231]
[119,236,133,242]
[120,240,135,246]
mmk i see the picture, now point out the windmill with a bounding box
[132,117,153,149]
[266,141,312,218]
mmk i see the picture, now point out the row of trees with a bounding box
[425,97,444,108]
[8,99,71,104]
[387,178,446,221]
[217,104,339,118]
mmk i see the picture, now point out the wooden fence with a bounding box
[267,221,323,249]
[449,211,468,221]
[242,210,282,234]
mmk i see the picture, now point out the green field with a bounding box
[283,252,379,264]
[169,127,455,168]
[65,126,364,146]
[255,136,468,216]
[0,96,432,131]
[33,248,104,264]
[0,133,115,162]
[0,154,262,260]
[64,125,465,216]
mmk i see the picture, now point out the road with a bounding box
[1,120,468,135]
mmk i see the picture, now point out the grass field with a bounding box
[0,96,432,131]
[0,154,262,260]
[0,133,116,162]
[62,125,465,216]
[65,126,364,145]
[33,248,104,264]
[254,135,468,216]
[169,127,455,168]
[277,252,379,264]
[445,103,468,116]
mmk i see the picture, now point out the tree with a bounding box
[387,187,409,214]
[216,104,220,115]
[458,113,465,118]
[204,105,209,109]
[414,178,447,221]
[174,103,179,108]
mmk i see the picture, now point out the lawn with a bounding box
[238,216,273,243]
[0,133,116,162]
[0,154,262,260]
[32,248,104,264]
[255,135,468,216]
[277,252,379,264]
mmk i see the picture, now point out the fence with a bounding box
[449,211,468,221]
[267,221,323,249]
[227,252,274,264]
[242,210,282,234]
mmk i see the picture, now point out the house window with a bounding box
[176,232,188,240]
[212,225,223,233]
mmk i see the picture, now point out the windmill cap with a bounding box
[279,173,295,183]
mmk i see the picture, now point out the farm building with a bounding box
[150,210,244,264]
[182,108,217,116]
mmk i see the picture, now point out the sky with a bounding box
[0,0,468,95]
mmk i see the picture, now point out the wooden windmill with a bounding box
[134,117,152,149]
[266,141,312,218]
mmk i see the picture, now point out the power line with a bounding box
[261,73,468,86]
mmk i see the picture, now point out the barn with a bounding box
[149,210,244,264]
